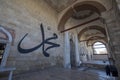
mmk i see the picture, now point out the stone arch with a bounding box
[58,1,107,31]
[0,31,8,40]
[87,36,107,46]
[78,25,106,41]
[91,41,108,55]
[0,26,12,42]
[0,25,12,67]
[92,41,107,47]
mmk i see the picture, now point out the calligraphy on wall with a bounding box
[17,24,60,57]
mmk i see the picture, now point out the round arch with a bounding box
[78,25,106,41]
[0,26,12,42]
[58,1,106,31]
[87,37,107,46]
[92,41,108,55]
[91,41,107,47]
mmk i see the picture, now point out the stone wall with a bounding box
[102,0,120,78]
[0,0,64,74]
[1,0,120,78]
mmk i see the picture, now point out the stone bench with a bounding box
[0,67,16,80]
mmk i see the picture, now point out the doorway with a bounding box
[70,38,76,68]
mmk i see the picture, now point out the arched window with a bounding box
[93,42,107,55]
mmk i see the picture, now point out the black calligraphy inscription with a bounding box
[17,24,60,57]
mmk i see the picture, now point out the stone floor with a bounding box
[1,67,117,80]
[83,60,109,65]
[81,60,110,69]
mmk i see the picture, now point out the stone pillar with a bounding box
[64,31,71,69]
[74,34,81,67]
[79,42,82,61]
[79,42,87,62]
[89,46,93,59]
[106,43,111,58]
[87,46,92,60]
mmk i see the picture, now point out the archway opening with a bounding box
[93,42,107,55]
[60,1,107,69]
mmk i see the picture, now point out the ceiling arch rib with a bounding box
[87,38,107,46]
[87,36,107,42]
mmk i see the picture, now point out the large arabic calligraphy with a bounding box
[17,24,60,57]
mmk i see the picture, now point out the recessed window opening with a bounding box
[93,42,107,55]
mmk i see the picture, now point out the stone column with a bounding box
[74,34,81,67]
[79,42,82,61]
[64,31,71,69]
[87,46,92,60]
[79,41,87,62]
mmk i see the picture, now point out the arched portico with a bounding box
[58,1,107,31]
[60,1,107,69]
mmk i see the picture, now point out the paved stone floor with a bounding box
[83,60,109,65]
[1,67,117,80]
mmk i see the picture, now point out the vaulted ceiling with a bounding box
[45,0,120,12]
[44,0,119,44]
[44,0,77,12]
